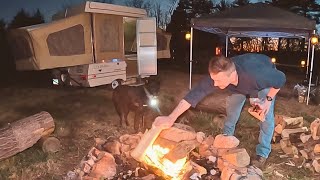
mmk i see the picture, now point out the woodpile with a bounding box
[274,115,320,173]
[65,123,263,180]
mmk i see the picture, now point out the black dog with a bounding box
[112,78,160,131]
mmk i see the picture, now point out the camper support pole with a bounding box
[225,35,229,57]
[306,38,311,79]
[189,27,194,90]
[307,30,316,105]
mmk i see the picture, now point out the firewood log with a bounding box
[0,112,54,161]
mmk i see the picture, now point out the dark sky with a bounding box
[0,0,319,23]
[0,0,166,22]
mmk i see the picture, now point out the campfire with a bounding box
[130,124,197,179]
[65,123,264,180]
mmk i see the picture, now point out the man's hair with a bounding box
[208,55,235,75]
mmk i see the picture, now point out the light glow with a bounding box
[185,32,191,40]
[271,57,276,63]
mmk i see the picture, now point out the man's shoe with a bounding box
[251,155,267,169]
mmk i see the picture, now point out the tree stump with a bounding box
[0,111,54,161]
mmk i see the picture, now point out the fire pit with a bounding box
[65,123,263,180]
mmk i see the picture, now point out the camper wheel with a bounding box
[111,79,122,89]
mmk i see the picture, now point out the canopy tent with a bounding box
[189,3,317,105]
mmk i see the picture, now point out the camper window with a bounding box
[47,24,85,56]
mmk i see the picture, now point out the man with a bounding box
[153,53,286,168]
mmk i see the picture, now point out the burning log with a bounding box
[131,126,162,162]
[164,140,199,163]
[0,111,54,161]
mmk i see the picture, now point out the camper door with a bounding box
[136,18,157,76]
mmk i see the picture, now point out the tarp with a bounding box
[191,3,316,38]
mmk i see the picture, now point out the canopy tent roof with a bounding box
[191,3,316,38]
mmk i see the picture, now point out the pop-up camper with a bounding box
[8,1,171,87]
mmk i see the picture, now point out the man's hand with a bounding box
[152,116,175,129]
[255,100,272,116]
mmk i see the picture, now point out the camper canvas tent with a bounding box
[8,1,171,71]
[189,3,317,104]
[8,1,171,87]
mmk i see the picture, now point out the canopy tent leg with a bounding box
[189,27,194,90]
[307,32,316,105]
[306,38,311,79]
[225,35,229,57]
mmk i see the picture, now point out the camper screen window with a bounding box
[47,24,85,56]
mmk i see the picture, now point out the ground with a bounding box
[0,64,319,180]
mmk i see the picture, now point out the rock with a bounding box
[159,123,196,142]
[199,135,215,157]
[89,152,117,179]
[221,166,235,180]
[103,140,121,155]
[208,156,217,163]
[213,134,239,149]
[217,158,228,171]
[191,161,207,177]
[222,148,250,168]
[120,144,131,153]
[196,132,206,143]
[119,134,141,149]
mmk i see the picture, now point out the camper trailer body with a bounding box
[9,2,168,87]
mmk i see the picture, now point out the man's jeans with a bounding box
[223,89,275,158]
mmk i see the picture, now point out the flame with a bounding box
[144,144,188,179]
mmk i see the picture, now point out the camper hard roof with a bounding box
[52,1,147,20]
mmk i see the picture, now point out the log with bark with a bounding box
[0,111,55,161]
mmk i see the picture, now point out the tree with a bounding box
[8,9,32,29]
[213,0,231,12]
[8,8,44,29]
[271,0,320,23]
[167,0,215,63]
[30,9,45,25]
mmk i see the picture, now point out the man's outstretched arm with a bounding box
[153,99,191,129]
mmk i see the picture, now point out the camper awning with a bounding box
[191,3,316,38]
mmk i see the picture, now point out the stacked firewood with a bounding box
[274,115,320,173]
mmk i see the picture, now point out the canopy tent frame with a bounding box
[188,3,317,105]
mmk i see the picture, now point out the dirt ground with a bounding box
[0,65,320,180]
